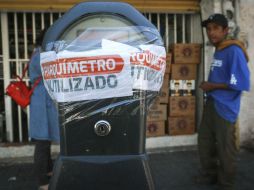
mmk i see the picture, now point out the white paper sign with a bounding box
[41,40,166,102]
[102,40,166,91]
[130,44,166,91]
[40,49,133,102]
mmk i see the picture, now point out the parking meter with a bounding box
[41,2,166,190]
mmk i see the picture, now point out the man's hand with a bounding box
[199,81,228,92]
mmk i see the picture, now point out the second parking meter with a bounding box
[41,2,166,190]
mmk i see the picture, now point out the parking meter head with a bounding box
[40,1,166,156]
[44,3,163,189]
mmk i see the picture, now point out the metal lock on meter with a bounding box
[94,120,111,136]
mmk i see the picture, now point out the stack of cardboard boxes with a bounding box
[146,55,171,137]
[146,43,201,137]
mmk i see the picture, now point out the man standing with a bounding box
[197,14,250,190]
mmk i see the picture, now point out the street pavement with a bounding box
[0,148,253,190]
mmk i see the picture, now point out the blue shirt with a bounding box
[207,45,250,122]
[29,48,60,142]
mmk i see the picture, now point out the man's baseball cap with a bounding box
[202,14,228,28]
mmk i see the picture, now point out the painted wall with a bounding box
[200,0,254,147]
[238,0,254,147]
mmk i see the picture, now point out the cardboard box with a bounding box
[168,116,195,135]
[171,43,201,64]
[165,53,172,73]
[146,121,165,137]
[169,96,195,116]
[147,103,167,121]
[158,74,169,103]
[158,87,169,104]
[171,64,197,80]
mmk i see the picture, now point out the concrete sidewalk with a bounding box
[0,148,254,190]
[0,135,198,158]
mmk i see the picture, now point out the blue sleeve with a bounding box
[29,48,42,83]
[227,46,250,91]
